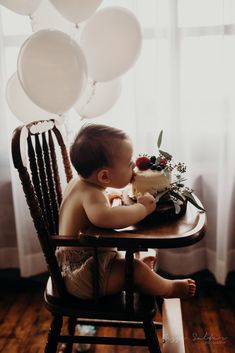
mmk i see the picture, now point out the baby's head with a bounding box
[70,124,133,187]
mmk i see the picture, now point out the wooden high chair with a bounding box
[11,120,206,353]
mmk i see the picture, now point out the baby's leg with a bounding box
[135,249,157,270]
[118,250,157,270]
[106,258,196,299]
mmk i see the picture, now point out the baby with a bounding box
[57,124,196,300]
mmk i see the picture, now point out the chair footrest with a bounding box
[59,334,148,346]
[75,318,162,329]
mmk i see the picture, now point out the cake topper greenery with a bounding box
[135,130,205,213]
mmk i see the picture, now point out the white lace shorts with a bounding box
[56,247,119,299]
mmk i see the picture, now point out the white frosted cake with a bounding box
[131,155,171,198]
[132,168,171,198]
[129,131,204,222]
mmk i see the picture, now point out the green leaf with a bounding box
[182,190,195,200]
[155,190,168,202]
[169,190,185,202]
[169,196,181,214]
[173,202,181,214]
[159,149,172,160]
[183,191,205,211]
[186,197,205,211]
[157,130,163,149]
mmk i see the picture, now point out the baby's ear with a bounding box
[97,169,111,185]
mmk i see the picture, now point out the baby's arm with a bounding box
[83,189,156,229]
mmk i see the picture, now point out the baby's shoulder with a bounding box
[62,178,83,201]
[65,178,106,203]
[73,179,103,198]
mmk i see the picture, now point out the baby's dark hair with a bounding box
[70,124,129,178]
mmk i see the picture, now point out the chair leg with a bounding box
[44,315,63,353]
[156,296,164,315]
[63,317,77,353]
[143,319,162,353]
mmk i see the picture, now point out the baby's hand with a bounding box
[107,192,122,205]
[137,192,156,215]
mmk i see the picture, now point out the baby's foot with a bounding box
[142,256,157,270]
[165,279,196,299]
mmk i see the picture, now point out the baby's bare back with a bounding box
[59,178,92,237]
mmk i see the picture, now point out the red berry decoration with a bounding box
[159,159,167,166]
[136,156,150,170]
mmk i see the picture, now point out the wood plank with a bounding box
[182,285,235,353]
[162,299,185,353]
[0,288,49,353]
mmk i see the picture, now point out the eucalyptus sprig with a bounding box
[182,190,205,211]
[157,130,172,160]
[155,129,205,212]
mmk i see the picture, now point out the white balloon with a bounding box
[49,0,103,25]
[17,29,88,115]
[6,72,58,124]
[80,6,142,82]
[74,79,121,119]
[0,0,42,16]
[31,0,75,36]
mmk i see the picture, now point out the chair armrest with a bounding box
[50,234,99,247]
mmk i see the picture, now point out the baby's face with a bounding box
[108,139,135,189]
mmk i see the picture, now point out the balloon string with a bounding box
[64,114,75,142]
[29,14,38,32]
[29,14,33,31]
[79,80,97,116]
[71,23,80,41]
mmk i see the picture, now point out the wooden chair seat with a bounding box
[45,277,157,321]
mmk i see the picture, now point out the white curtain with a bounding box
[0,7,47,276]
[131,0,235,284]
[1,0,235,283]
[0,12,19,270]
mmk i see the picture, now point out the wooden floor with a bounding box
[0,270,234,353]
